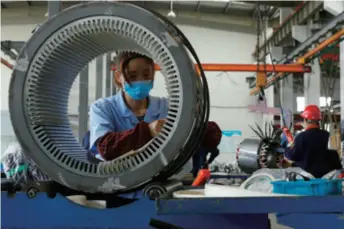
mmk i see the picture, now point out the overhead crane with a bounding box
[111,63,310,73]
[250,11,344,95]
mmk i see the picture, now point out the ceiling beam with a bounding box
[223,1,232,13]
[1,5,256,29]
[242,1,302,8]
[196,1,201,12]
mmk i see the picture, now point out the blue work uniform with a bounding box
[89,91,168,160]
[284,128,342,178]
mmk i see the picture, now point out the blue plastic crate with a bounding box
[271,179,342,196]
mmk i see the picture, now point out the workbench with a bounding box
[2,187,344,229]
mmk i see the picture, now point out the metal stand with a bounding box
[2,192,271,229]
[3,184,344,229]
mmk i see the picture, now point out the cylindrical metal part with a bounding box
[9,2,208,193]
[237,138,283,174]
[237,139,262,174]
[143,179,183,200]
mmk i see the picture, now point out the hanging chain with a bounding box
[261,6,267,74]
[256,3,266,99]
[256,3,260,72]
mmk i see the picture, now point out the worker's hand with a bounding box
[282,128,294,146]
[148,119,166,137]
[282,158,293,168]
[280,133,288,147]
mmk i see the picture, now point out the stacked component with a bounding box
[237,124,283,174]
[9,2,209,193]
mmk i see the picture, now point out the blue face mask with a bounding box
[124,80,153,100]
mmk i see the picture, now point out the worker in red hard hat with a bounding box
[283,104,342,178]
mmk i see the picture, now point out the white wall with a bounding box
[175,25,261,138]
[1,13,261,157]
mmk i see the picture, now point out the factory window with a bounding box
[296,97,331,112]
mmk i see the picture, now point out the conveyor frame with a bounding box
[2,189,344,229]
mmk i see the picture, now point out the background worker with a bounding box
[89,51,222,173]
[282,104,342,178]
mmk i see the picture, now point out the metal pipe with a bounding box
[112,63,310,73]
[1,57,13,69]
[48,0,62,18]
[298,29,344,64]
[250,29,344,95]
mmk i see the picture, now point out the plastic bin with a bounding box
[271,179,342,196]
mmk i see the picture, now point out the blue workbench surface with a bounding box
[156,195,344,215]
[2,192,270,229]
[157,194,344,229]
[2,192,344,229]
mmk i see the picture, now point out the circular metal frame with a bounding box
[9,2,206,193]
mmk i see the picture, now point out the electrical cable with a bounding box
[257,5,288,129]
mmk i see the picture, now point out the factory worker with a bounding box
[283,104,342,178]
[191,122,222,177]
[89,51,222,162]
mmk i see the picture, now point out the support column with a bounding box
[304,58,321,106]
[292,23,321,107]
[95,56,103,100]
[340,39,344,163]
[280,8,293,21]
[263,50,275,126]
[270,46,295,127]
[48,1,62,18]
[279,7,295,46]
[78,66,89,142]
[280,75,294,111]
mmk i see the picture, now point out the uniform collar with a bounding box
[117,90,160,118]
[305,124,319,130]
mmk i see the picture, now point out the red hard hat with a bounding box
[301,105,322,120]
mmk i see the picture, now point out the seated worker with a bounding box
[89,51,222,163]
[283,105,342,178]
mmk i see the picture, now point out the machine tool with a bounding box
[2,2,344,229]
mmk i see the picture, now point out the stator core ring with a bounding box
[9,2,207,193]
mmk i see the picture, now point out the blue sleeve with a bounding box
[160,97,169,119]
[284,134,304,161]
[89,100,115,150]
